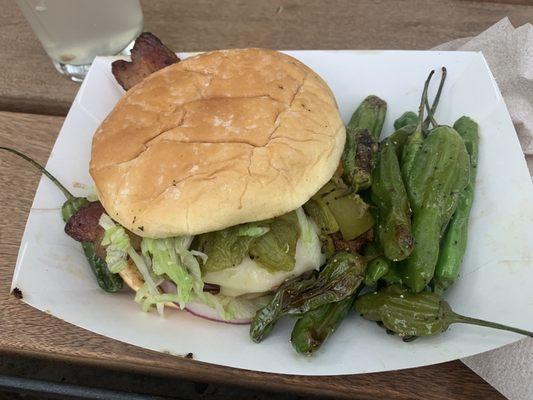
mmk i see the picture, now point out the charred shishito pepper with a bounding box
[432,116,479,294]
[1,147,123,292]
[250,252,366,343]
[355,285,533,339]
[401,124,470,292]
[341,95,387,192]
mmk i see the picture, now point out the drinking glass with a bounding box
[16,0,143,82]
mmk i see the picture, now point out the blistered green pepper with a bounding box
[380,262,403,286]
[363,243,391,286]
[341,96,387,191]
[347,95,388,140]
[433,116,479,294]
[394,111,417,131]
[355,285,533,338]
[291,294,355,355]
[402,126,470,292]
[81,242,124,293]
[250,252,366,342]
[371,135,414,261]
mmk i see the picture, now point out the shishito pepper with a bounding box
[363,243,391,286]
[291,293,355,355]
[371,135,414,261]
[401,125,470,292]
[394,111,417,131]
[433,116,479,294]
[341,95,387,192]
[355,285,533,338]
[0,147,123,292]
[250,252,366,343]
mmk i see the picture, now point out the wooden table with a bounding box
[1,1,532,398]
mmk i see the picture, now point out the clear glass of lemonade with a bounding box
[16,0,143,82]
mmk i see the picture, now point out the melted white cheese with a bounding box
[203,209,325,297]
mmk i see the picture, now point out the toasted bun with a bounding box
[90,48,345,237]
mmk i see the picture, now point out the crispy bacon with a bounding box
[111,32,179,90]
[331,229,374,254]
[65,201,105,243]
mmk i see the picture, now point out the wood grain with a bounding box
[0,111,506,398]
[0,0,532,116]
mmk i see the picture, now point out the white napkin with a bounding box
[433,17,533,400]
[433,17,533,156]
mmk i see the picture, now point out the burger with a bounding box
[82,46,346,322]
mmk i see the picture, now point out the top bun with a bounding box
[90,48,345,237]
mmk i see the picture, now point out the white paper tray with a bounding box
[11,50,533,375]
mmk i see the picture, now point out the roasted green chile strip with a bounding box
[341,95,387,191]
[0,147,123,292]
[303,197,339,235]
[291,294,355,355]
[371,135,414,261]
[249,212,300,272]
[195,212,300,273]
[194,224,259,272]
[433,116,479,294]
[402,126,470,292]
[355,285,533,338]
[308,179,374,241]
[250,252,366,342]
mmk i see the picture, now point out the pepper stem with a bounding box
[0,146,74,200]
[448,312,533,337]
[423,67,447,131]
[416,70,435,133]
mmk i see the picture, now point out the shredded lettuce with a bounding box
[127,246,165,315]
[141,238,194,309]
[97,213,290,320]
[99,214,130,273]
[139,235,270,320]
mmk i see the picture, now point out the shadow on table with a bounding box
[0,354,314,400]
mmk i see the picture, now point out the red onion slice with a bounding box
[185,301,251,325]
[159,279,251,325]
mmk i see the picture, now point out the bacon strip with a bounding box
[331,230,374,254]
[112,32,180,90]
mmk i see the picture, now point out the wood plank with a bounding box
[0,111,506,399]
[0,0,532,116]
